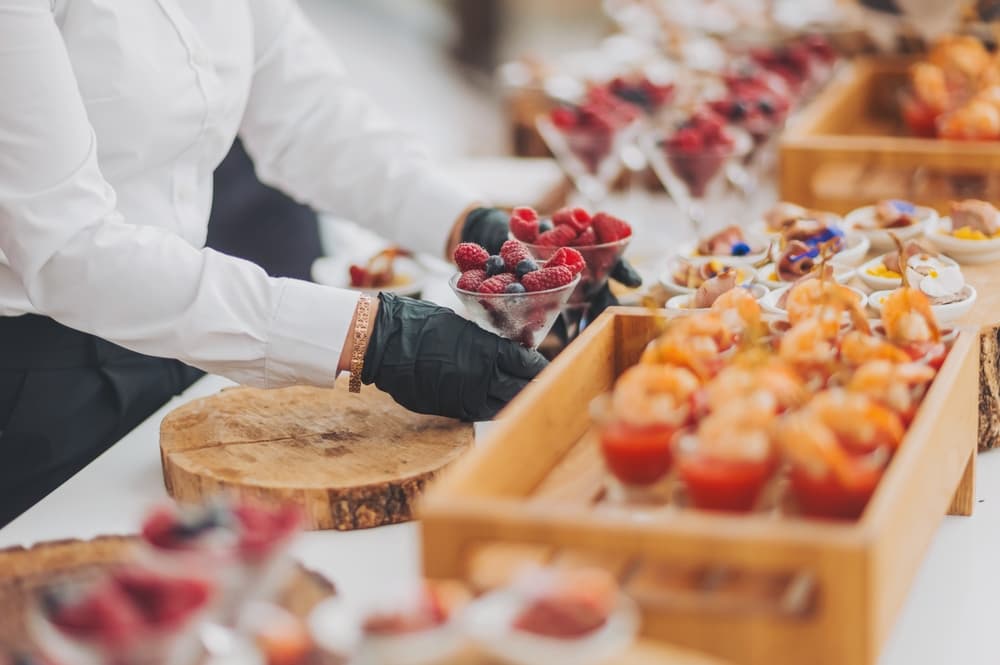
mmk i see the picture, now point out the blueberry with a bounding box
[538,220,554,234]
[731,242,751,256]
[614,87,650,110]
[485,255,506,276]
[758,98,775,116]
[505,282,526,294]
[728,101,748,121]
[515,258,539,279]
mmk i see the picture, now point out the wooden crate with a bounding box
[780,57,1000,214]
[419,308,978,665]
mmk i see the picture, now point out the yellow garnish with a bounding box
[929,269,938,278]
[953,226,988,240]
[768,271,779,281]
[866,265,901,279]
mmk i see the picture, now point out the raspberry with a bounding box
[552,207,592,233]
[500,239,531,272]
[592,212,632,243]
[510,210,540,243]
[572,227,597,247]
[456,268,487,292]
[522,266,574,292]
[546,247,586,275]
[536,224,577,247]
[349,265,370,288]
[453,243,489,272]
[479,273,517,294]
[550,106,577,130]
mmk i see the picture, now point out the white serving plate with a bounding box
[867,286,977,324]
[843,204,937,252]
[675,236,771,265]
[658,258,754,297]
[311,255,425,297]
[665,284,768,315]
[924,216,1000,265]
[760,285,868,320]
[754,263,855,290]
[461,588,639,665]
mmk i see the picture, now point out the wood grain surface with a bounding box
[160,381,473,530]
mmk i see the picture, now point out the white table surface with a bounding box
[4,197,999,664]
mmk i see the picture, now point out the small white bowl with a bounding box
[857,253,962,291]
[658,259,754,297]
[833,232,871,267]
[754,263,855,290]
[925,217,1000,264]
[676,237,771,265]
[843,204,937,252]
[760,285,868,319]
[461,588,640,665]
[311,255,425,297]
[665,284,768,315]
[867,286,977,324]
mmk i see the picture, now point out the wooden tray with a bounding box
[0,536,334,654]
[160,381,473,531]
[780,57,1000,214]
[419,308,978,665]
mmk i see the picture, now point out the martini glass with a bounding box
[537,113,641,207]
[521,234,632,341]
[450,274,580,349]
[642,126,752,239]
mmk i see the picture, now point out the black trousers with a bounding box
[0,315,202,527]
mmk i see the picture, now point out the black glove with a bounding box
[362,293,548,421]
[461,207,643,321]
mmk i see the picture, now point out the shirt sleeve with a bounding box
[240,0,479,258]
[0,0,359,389]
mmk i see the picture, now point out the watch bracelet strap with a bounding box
[348,294,372,393]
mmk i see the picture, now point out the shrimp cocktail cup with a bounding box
[590,365,701,505]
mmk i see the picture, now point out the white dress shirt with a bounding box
[0,0,475,387]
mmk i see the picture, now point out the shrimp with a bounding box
[882,287,940,345]
[937,99,1000,141]
[640,330,722,380]
[705,360,805,414]
[710,287,764,338]
[776,411,887,491]
[612,364,701,428]
[785,278,870,334]
[848,360,935,420]
[839,330,911,366]
[694,396,775,461]
[778,318,839,371]
[909,62,949,111]
[806,389,905,453]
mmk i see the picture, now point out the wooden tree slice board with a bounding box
[0,536,334,654]
[160,381,474,530]
[956,263,1000,450]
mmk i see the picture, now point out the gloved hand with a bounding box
[461,207,642,321]
[362,293,548,421]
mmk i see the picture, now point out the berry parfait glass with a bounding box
[450,238,585,349]
[517,208,633,341]
[642,107,752,238]
[536,86,643,206]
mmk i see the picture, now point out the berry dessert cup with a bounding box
[537,87,642,204]
[510,206,634,340]
[462,567,639,665]
[643,110,752,237]
[32,567,214,665]
[451,238,584,348]
[138,499,301,626]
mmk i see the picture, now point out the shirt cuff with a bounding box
[265,278,360,388]
[393,170,479,258]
